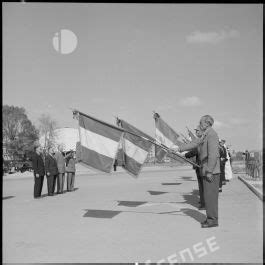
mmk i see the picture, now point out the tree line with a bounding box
[3,105,57,160]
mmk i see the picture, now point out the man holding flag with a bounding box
[176,115,220,228]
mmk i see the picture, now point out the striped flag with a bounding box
[154,144,168,162]
[75,141,82,162]
[117,119,154,177]
[153,112,184,149]
[78,112,123,173]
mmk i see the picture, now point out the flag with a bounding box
[187,127,197,141]
[154,144,168,162]
[117,118,167,163]
[117,119,154,177]
[78,112,123,173]
[75,141,82,162]
[153,112,184,149]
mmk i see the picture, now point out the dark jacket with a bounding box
[45,154,59,176]
[219,145,227,166]
[66,157,76,173]
[185,148,200,170]
[31,153,45,176]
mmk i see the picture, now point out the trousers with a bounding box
[67,172,75,191]
[195,168,204,206]
[34,175,44,198]
[57,173,65,193]
[203,173,220,224]
[47,175,55,195]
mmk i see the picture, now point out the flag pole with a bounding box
[153,110,156,165]
[72,109,200,168]
[180,133,190,143]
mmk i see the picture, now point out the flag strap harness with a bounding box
[73,109,200,169]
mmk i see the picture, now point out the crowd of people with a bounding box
[175,114,233,228]
[31,144,76,198]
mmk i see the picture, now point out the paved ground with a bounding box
[3,165,263,263]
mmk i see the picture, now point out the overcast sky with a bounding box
[3,3,263,151]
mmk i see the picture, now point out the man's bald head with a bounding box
[200,115,214,131]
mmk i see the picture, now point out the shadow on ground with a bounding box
[182,189,200,208]
[161,182,182,186]
[115,200,185,207]
[83,209,122,218]
[180,208,206,223]
[3,196,15,200]
[83,209,186,219]
[147,191,169,195]
[117,201,147,207]
[179,176,197,182]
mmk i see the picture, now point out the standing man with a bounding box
[244,150,250,175]
[177,115,220,228]
[65,150,76,192]
[219,139,227,192]
[54,145,66,194]
[31,144,45,198]
[45,147,59,196]
[184,125,205,210]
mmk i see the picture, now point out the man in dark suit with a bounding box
[45,147,59,196]
[184,126,205,210]
[177,115,220,228]
[219,139,227,192]
[31,144,45,198]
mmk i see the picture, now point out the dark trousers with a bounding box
[219,163,226,188]
[34,175,44,198]
[195,169,204,206]
[57,173,65,193]
[203,173,220,224]
[47,175,55,195]
[67,172,75,191]
[53,174,58,193]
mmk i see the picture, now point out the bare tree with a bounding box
[38,114,58,150]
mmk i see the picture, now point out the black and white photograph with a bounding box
[2,2,263,263]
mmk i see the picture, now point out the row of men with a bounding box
[174,114,231,228]
[31,144,76,198]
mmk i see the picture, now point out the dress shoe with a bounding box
[219,189,222,192]
[201,222,218,228]
[198,206,206,210]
